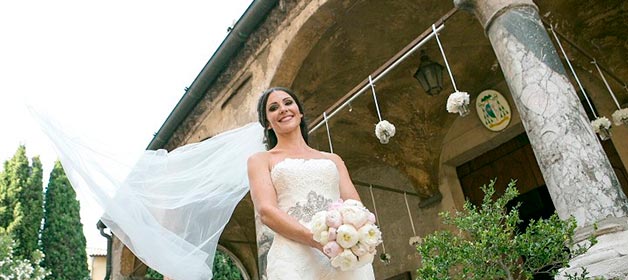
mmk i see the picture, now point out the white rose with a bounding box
[330,249,358,271]
[310,211,329,239]
[340,206,368,229]
[318,230,329,245]
[355,251,375,268]
[350,241,370,257]
[358,224,382,247]
[336,224,359,249]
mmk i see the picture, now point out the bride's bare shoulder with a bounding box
[248,151,270,165]
[318,151,344,163]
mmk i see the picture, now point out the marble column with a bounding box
[453,0,628,278]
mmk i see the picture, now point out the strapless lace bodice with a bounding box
[265,158,375,280]
[271,158,339,223]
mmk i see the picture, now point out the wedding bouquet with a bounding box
[311,199,382,271]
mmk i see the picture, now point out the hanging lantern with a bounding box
[413,50,444,96]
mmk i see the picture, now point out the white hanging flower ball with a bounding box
[446,91,470,114]
[611,108,628,126]
[590,116,611,133]
[375,120,396,144]
[379,252,392,264]
[409,236,423,246]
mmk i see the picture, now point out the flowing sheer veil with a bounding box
[31,108,265,280]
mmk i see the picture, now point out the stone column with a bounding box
[453,0,628,278]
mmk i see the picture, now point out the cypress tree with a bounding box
[1,146,30,229]
[1,145,37,260]
[41,161,89,280]
[0,162,8,229]
[20,156,45,257]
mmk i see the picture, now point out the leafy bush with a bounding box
[0,232,49,280]
[212,250,243,280]
[416,180,595,280]
[144,249,243,280]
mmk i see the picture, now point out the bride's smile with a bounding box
[266,90,303,132]
[278,115,294,122]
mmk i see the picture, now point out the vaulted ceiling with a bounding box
[285,0,627,199]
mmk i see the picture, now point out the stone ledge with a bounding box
[573,216,628,243]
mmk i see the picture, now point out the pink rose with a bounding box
[323,241,342,258]
[326,210,342,228]
[328,199,343,211]
[328,227,337,241]
[340,206,368,229]
[343,199,364,208]
[367,212,376,224]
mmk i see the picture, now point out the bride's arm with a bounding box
[248,153,323,251]
[328,153,361,201]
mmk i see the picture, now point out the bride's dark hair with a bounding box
[257,87,309,150]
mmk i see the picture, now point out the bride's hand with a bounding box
[309,233,326,256]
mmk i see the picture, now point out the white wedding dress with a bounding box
[32,107,372,279]
[265,158,375,280]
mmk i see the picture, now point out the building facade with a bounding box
[110,0,628,279]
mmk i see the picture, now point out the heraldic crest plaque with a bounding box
[476,89,511,132]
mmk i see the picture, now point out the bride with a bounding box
[248,87,375,279]
[32,87,376,280]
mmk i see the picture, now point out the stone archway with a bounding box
[438,83,525,209]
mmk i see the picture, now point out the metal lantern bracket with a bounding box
[307,8,457,134]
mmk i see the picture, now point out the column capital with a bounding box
[453,0,538,31]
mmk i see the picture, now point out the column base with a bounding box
[556,217,628,279]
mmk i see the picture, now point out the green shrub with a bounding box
[416,180,596,280]
[0,231,49,280]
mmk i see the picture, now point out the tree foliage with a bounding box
[41,161,89,280]
[18,155,44,259]
[0,146,30,231]
[212,249,243,280]
[0,146,44,260]
[145,249,244,280]
[416,180,595,280]
[0,228,49,279]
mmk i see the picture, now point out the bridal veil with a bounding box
[32,109,265,280]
